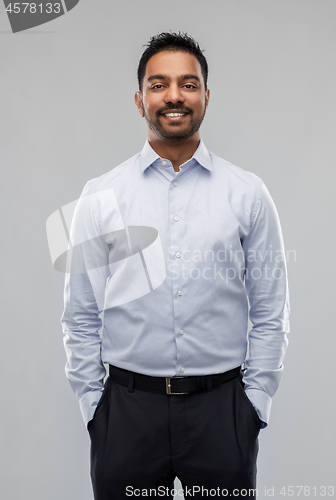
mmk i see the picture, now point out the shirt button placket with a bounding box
[169,175,185,375]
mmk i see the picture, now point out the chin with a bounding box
[166,134,194,142]
[162,129,198,142]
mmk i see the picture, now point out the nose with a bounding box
[164,83,185,105]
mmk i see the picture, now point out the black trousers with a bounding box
[87,370,260,499]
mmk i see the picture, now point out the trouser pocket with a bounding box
[87,376,110,433]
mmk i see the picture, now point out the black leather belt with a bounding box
[109,364,241,395]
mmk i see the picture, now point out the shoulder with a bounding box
[80,152,140,196]
[207,151,270,228]
[209,151,263,191]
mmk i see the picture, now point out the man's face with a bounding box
[135,50,210,143]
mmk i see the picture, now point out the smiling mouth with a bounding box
[162,112,188,117]
[160,111,190,123]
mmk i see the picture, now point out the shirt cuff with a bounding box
[79,388,104,428]
[244,387,272,426]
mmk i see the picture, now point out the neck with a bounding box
[148,134,201,172]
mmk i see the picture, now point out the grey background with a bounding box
[1,1,335,499]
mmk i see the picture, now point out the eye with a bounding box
[151,84,165,89]
[183,84,197,89]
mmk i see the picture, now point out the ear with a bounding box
[134,91,144,117]
[205,89,210,113]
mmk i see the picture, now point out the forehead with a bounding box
[144,50,204,83]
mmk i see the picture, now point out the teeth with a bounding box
[164,113,186,117]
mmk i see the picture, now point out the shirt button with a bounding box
[177,290,183,296]
[173,181,178,187]
[179,329,184,335]
[174,216,179,222]
[180,367,185,373]
[176,252,181,258]
[162,160,167,165]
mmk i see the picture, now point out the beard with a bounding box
[142,102,207,142]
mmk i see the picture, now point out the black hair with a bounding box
[137,31,208,92]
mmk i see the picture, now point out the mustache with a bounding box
[156,105,193,116]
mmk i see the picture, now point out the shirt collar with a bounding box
[139,139,212,173]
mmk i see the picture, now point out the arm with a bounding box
[61,182,110,429]
[242,180,290,427]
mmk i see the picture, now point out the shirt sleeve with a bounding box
[241,179,290,426]
[61,182,110,428]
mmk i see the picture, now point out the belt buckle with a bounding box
[166,376,189,395]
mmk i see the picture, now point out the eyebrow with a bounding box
[147,74,201,83]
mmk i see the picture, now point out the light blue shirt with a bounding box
[61,139,289,429]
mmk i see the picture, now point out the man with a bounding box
[61,32,289,499]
